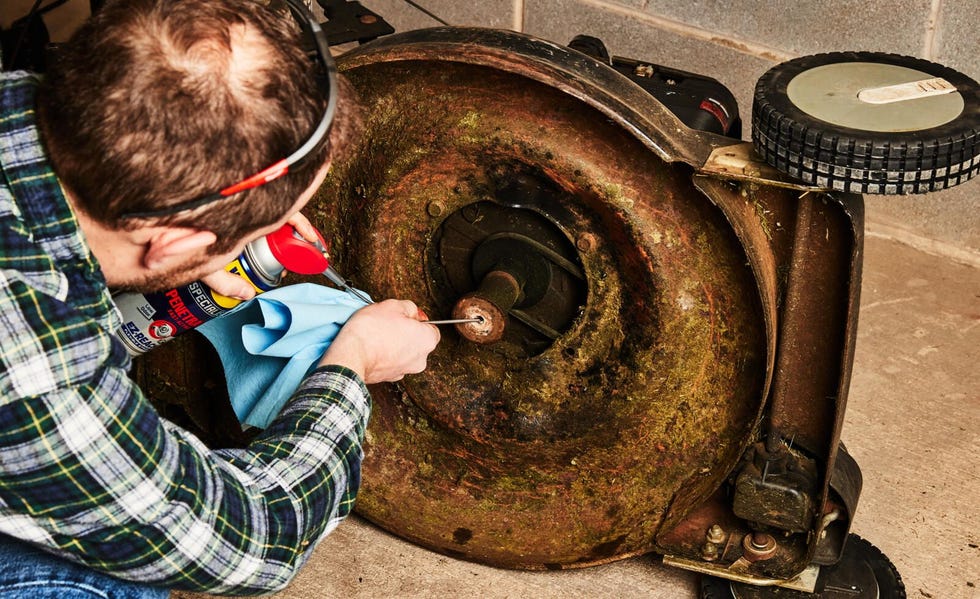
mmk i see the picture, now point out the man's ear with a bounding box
[143,227,218,270]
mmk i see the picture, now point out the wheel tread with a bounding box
[752,52,980,194]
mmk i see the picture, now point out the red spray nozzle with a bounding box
[263,224,373,304]
[264,224,330,275]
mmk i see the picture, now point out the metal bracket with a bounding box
[315,0,394,45]
[700,142,830,191]
[813,444,863,565]
[663,554,820,593]
[732,441,820,534]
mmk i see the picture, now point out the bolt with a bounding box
[706,524,726,545]
[358,14,378,25]
[701,541,719,562]
[426,201,445,217]
[742,532,778,562]
[634,64,655,78]
[575,233,596,252]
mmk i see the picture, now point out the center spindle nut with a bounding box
[451,270,521,344]
[452,296,506,343]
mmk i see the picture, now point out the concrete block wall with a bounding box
[3,1,976,262]
[358,0,980,264]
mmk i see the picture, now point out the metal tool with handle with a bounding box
[421,318,484,326]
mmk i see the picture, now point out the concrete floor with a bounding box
[174,233,980,598]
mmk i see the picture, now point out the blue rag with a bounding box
[197,283,367,429]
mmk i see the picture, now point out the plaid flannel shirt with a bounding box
[0,71,371,595]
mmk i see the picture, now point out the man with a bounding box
[0,0,440,596]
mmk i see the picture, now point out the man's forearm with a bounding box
[0,365,369,595]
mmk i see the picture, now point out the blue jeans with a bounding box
[0,535,169,598]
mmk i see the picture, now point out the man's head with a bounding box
[36,0,357,255]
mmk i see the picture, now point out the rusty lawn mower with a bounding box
[134,14,980,599]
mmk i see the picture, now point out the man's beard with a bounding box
[110,255,220,294]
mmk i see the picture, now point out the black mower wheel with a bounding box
[699,534,906,598]
[752,52,980,194]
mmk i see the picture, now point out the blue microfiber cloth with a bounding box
[197,283,368,429]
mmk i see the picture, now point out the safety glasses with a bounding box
[121,0,337,220]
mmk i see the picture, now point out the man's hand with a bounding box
[320,299,441,383]
[285,211,319,244]
[200,213,319,300]
[200,269,257,301]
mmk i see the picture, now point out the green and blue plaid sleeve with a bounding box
[0,274,371,594]
[0,71,372,595]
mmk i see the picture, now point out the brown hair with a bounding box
[37,0,358,253]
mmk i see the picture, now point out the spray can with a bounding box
[114,224,332,355]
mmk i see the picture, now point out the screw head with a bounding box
[576,233,596,252]
[427,201,445,217]
[701,542,719,561]
[706,524,726,544]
